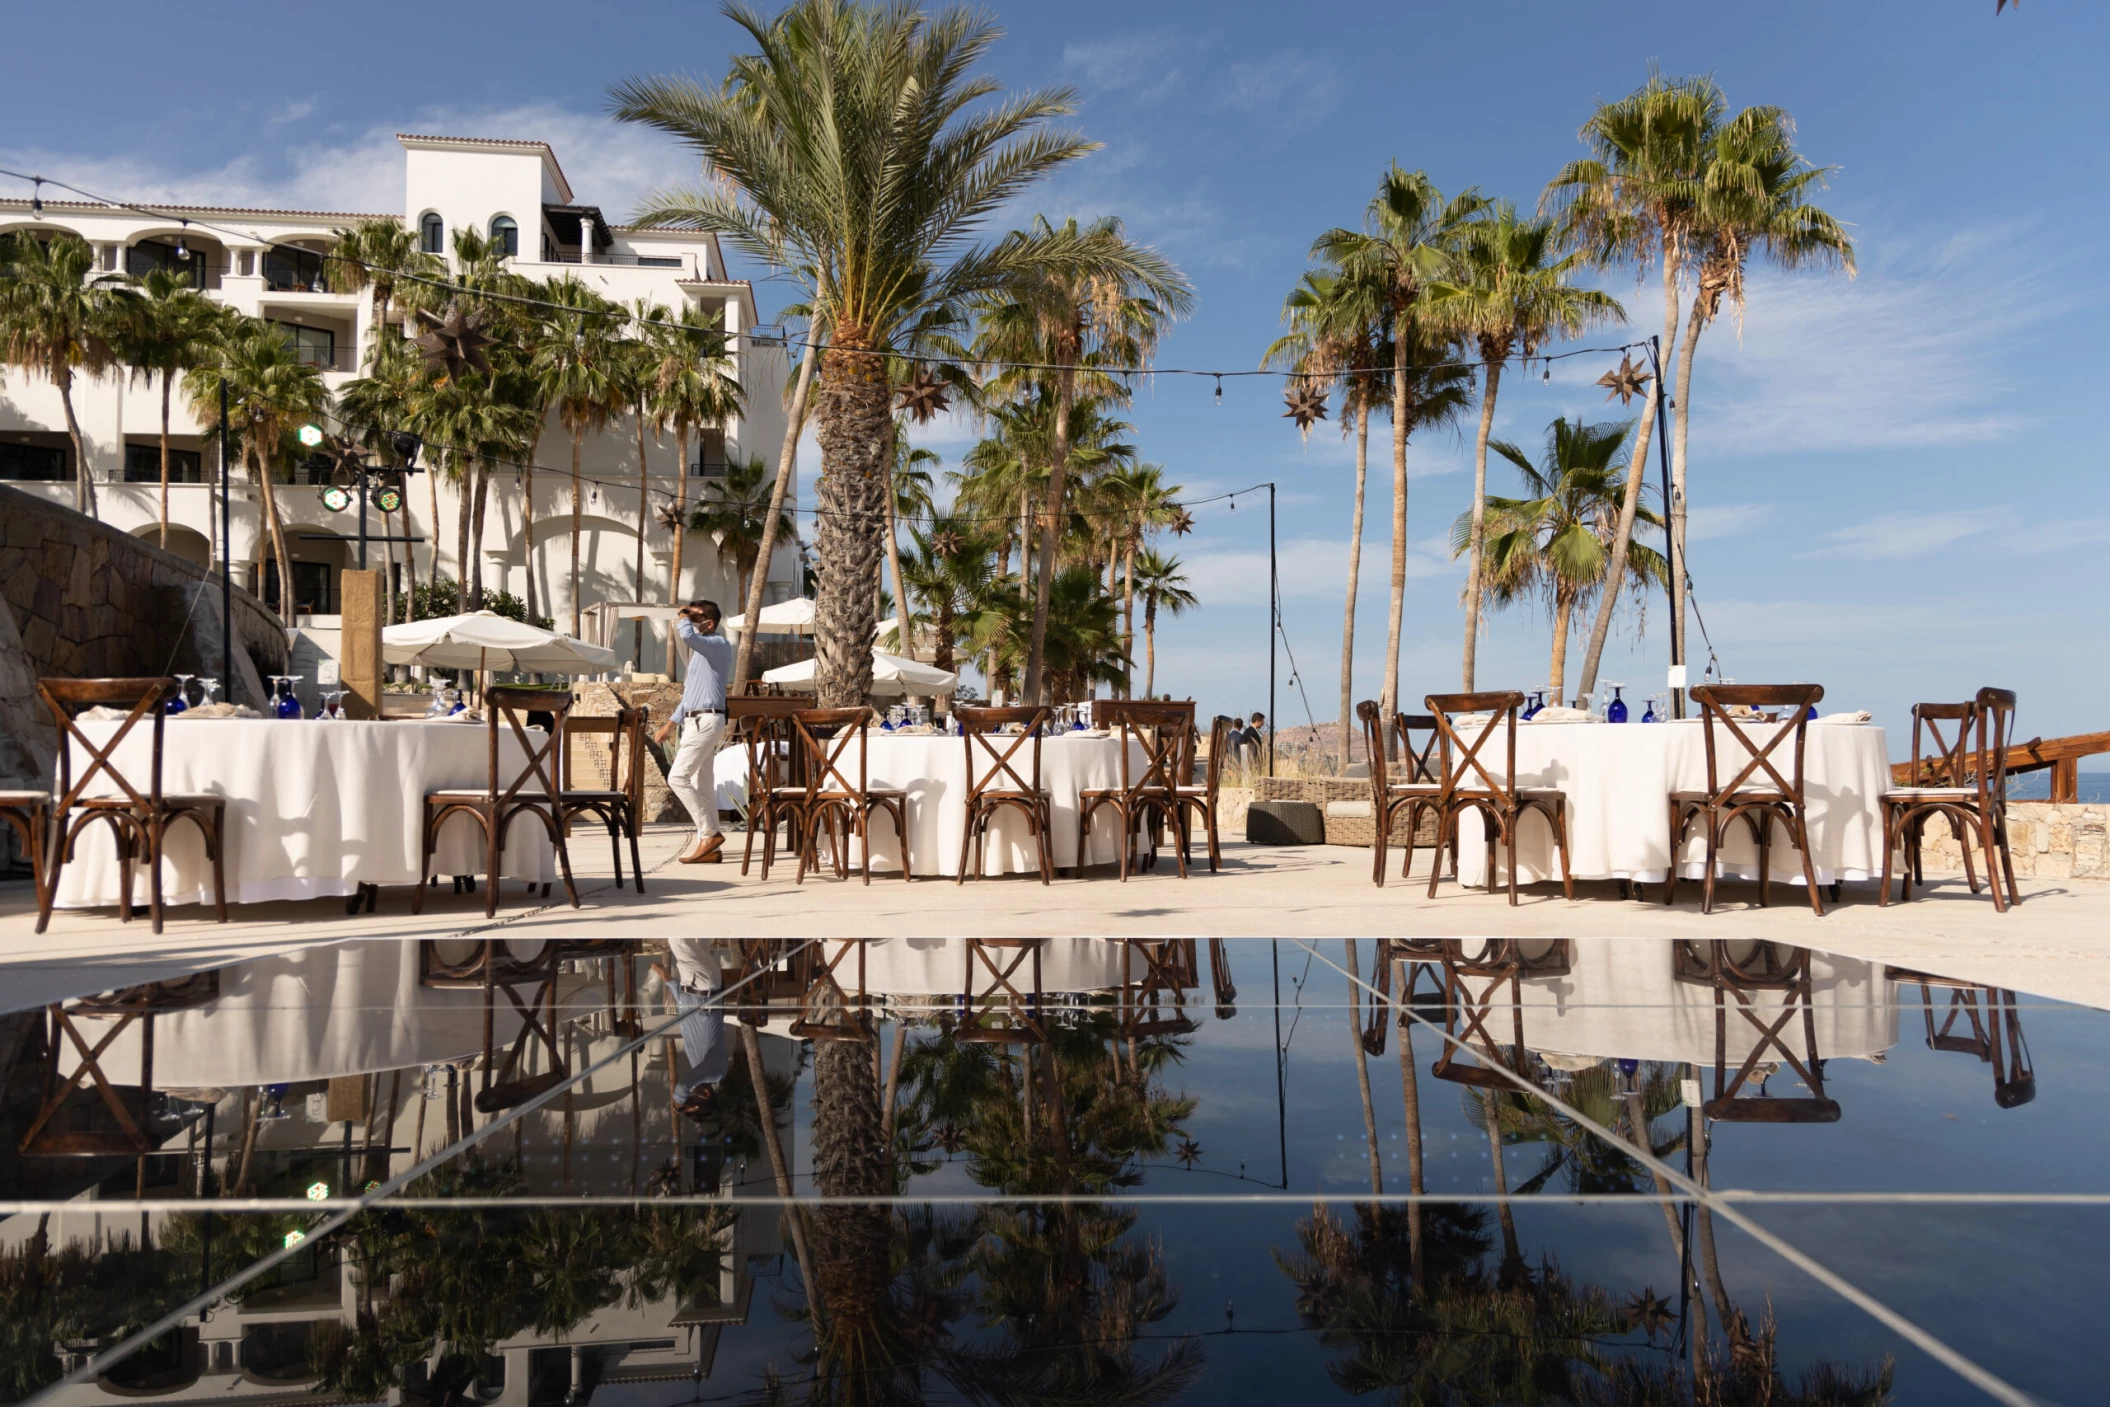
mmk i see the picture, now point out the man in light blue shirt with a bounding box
[657,599,736,863]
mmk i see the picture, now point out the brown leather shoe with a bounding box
[677,837,711,864]
[695,834,726,863]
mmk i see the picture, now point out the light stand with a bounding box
[219,378,232,690]
[1645,335,1682,718]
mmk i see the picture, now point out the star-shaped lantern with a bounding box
[1624,1288,1675,1342]
[1174,1137,1203,1169]
[413,302,495,384]
[1596,354,1651,406]
[931,527,963,560]
[1282,380,1329,432]
[655,502,689,533]
[1168,508,1196,537]
[934,1122,966,1155]
[895,365,952,424]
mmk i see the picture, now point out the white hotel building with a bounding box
[0,133,795,652]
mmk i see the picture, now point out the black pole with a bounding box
[219,378,232,690]
[1646,336,1682,718]
[1271,939,1287,1188]
[1268,482,1277,777]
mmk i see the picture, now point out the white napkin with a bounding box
[1818,710,1872,724]
[178,703,261,719]
[1528,706,1594,723]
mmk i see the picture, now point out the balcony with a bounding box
[537,247,691,272]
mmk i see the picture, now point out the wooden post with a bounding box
[2054,757,2079,804]
[338,569,384,719]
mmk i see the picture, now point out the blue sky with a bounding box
[7,2,2104,742]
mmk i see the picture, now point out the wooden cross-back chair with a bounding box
[1672,940,1840,1123]
[1120,938,1198,1037]
[1891,968,2035,1109]
[1667,684,1826,916]
[1880,688,2020,912]
[791,940,875,1042]
[1078,700,1195,880]
[18,972,221,1158]
[955,706,1054,884]
[37,677,228,935]
[1357,701,1445,888]
[414,687,578,918]
[560,707,648,893]
[729,696,809,878]
[1167,714,1233,873]
[790,707,911,885]
[420,940,569,1115]
[1423,692,1573,906]
[956,939,1048,1044]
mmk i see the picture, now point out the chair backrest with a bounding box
[1197,713,1232,799]
[1356,700,1389,801]
[1689,683,1824,804]
[1974,687,2017,807]
[1099,699,1194,797]
[958,706,1048,800]
[1423,691,1525,804]
[564,707,647,809]
[1356,702,1440,795]
[1904,702,1976,788]
[483,686,570,805]
[39,677,176,813]
[792,707,872,799]
[730,695,808,796]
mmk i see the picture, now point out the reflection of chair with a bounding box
[1673,940,1840,1122]
[791,708,911,885]
[729,696,809,878]
[956,706,1054,884]
[1121,939,1198,1037]
[721,939,818,1028]
[1078,701,1194,879]
[1667,684,1826,916]
[1357,702,1444,888]
[19,973,220,1157]
[792,940,874,1041]
[419,940,567,1114]
[560,707,648,893]
[1208,937,1238,1019]
[1891,968,2035,1108]
[1429,952,1531,1089]
[1423,691,1572,906]
[1879,688,2020,912]
[38,677,228,935]
[1361,947,1446,1056]
[414,687,578,918]
[958,939,1047,1044]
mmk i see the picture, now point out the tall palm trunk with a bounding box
[1024,357,1077,703]
[157,372,175,549]
[885,479,912,664]
[454,455,474,608]
[1120,538,1138,699]
[521,432,543,625]
[1572,345,1667,695]
[1625,1088,1684,1261]
[1339,404,1369,766]
[1143,600,1159,699]
[1691,1091,1737,1338]
[1548,590,1575,703]
[1669,289,1708,704]
[740,1023,821,1328]
[810,1033,889,1353]
[1395,957,1425,1293]
[424,454,444,594]
[254,449,295,626]
[811,325,892,707]
[569,427,585,637]
[1485,1093,1522,1280]
[634,403,651,667]
[1380,326,1411,758]
[59,370,94,517]
[470,461,491,607]
[733,329,820,694]
[666,425,691,675]
[1345,940,1383,1194]
[1460,353,1505,690]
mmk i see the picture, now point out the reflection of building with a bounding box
[0,134,795,657]
[0,941,796,1405]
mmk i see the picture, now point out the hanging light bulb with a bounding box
[1214,375,1223,405]
[174,221,189,261]
[1542,359,1551,384]
[30,178,43,215]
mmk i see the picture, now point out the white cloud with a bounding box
[1686,502,1776,543]
[1804,509,1989,560]
[268,97,318,127]
[1182,530,1453,606]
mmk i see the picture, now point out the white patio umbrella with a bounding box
[720,596,816,635]
[382,611,619,674]
[761,647,957,697]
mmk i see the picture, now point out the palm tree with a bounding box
[1454,417,1667,702]
[1129,547,1194,700]
[1094,461,1179,695]
[532,276,624,636]
[963,566,1125,704]
[1431,205,1623,689]
[886,428,939,656]
[110,268,225,549]
[0,231,129,515]
[620,303,667,662]
[902,516,994,679]
[610,0,1109,707]
[689,454,795,614]
[336,334,429,617]
[328,216,439,335]
[1314,168,1487,747]
[184,318,329,624]
[646,303,742,671]
[973,214,1193,702]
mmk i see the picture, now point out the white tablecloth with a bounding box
[753,733,1150,877]
[1450,718,1891,888]
[52,718,556,909]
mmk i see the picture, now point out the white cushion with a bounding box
[1325,799,1374,819]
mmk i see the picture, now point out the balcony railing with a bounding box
[289,345,357,373]
[538,249,690,271]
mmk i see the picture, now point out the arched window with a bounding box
[489,215,517,258]
[419,211,444,255]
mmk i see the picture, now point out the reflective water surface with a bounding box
[0,937,2098,1405]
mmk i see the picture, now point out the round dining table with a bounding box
[1448,716,1892,889]
[785,730,1151,878]
[51,717,556,911]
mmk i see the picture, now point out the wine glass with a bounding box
[1605,683,1628,724]
[167,674,193,714]
[276,676,305,720]
[1641,694,1660,723]
[1522,689,1545,720]
[196,677,219,708]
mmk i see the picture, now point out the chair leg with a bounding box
[1792,809,1825,917]
[628,814,645,894]
[1664,803,1681,906]
[1371,809,1388,888]
[147,817,166,936]
[1978,812,2009,915]
[34,814,64,935]
[1701,815,1720,915]
[484,809,501,919]
[412,805,434,915]
[1426,809,1449,900]
[1756,810,1773,908]
[958,803,976,884]
[1552,805,1574,901]
[552,810,580,909]
[1952,809,1981,893]
[1878,805,1898,908]
[741,806,760,876]
[1995,816,2021,908]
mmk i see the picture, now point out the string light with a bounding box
[1213,375,1223,405]
[29,177,41,215]
[174,220,188,262]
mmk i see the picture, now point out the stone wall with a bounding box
[1911,800,2109,882]
[0,482,288,794]
[571,679,688,824]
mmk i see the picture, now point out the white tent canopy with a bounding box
[383,611,618,674]
[761,647,957,697]
[721,597,816,635]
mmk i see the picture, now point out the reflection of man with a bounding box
[654,939,728,1120]
[658,600,735,864]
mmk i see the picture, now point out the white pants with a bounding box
[665,712,726,839]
